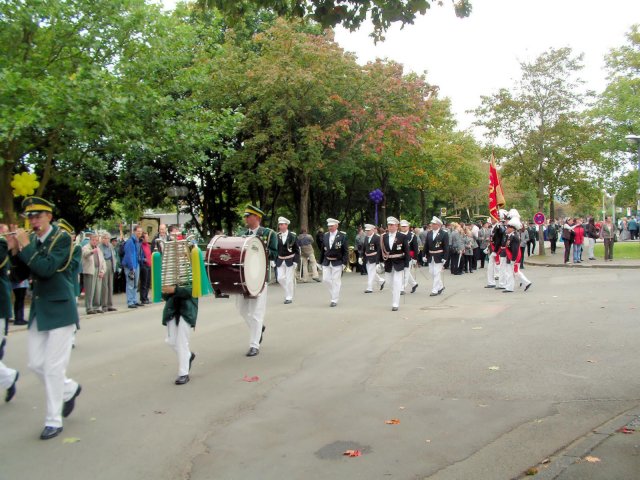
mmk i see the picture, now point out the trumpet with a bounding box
[347,246,356,273]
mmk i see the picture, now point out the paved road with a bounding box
[1,266,639,480]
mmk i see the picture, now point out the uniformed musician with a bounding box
[424,216,449,296]
[379,217,410,311]
[0,224,19,403]
[485,209,508,289]
[320,218,349,307]
[399,219,419,294]
[275,217,300,304]
[6,197,82,440]
[362,224,385,293]
[236,205,278,357]
[503,217,533,293]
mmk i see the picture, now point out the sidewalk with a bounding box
[520,405,640,479]
[524,241,640,269]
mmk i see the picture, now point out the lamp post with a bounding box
[625,134,640,217]
[601,189,607,222]
[166,186,189,227]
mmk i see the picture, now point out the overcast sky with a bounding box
[333,0,640,133]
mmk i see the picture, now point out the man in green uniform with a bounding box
[7,197,82,440]
[0,224,19,403]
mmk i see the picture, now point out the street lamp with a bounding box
[166,186,189,227]
[601,189,607,222]
[624,134,640,217]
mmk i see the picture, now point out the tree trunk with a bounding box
[299,172,310,233]
[0,159,16,223]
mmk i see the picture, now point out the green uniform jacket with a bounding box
[71,244,82,297]
[0,238,12,320]
[10,225,78,331]
[162,285,198,328]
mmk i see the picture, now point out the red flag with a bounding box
[488,153,506,221]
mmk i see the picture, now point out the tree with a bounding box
[473,48,600,255]
[199,0,472,41]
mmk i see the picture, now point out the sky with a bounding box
[332,0,640,134]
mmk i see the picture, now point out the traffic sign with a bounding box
[533,212,545,225]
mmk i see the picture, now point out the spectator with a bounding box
[81,233,105,314]
[619,217,630,241]
[526,222,537,256]
[355,226,366,275]
[99,233,117,312]
[477,221,491,269]
[153,223,169,253]
[448,223,464,275]
[547,219,558,254]
[296,228,320,283]
[122,225,143,308]
[315,227,325,254]
[139,232,152,304]
[600,216,615,261]
[561,218,575,264]
[584,217,598,260]
[462,226,477,273]
[629,216,638,240]
[11,279,28,326]
[573,218,585,264]
[518,224,528,269]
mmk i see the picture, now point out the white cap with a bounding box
[326,218,340,226]
[507,218,522,229]
[507,208,520,219]
[277,216,290,225]
[386,216,399,225]
[499,209,509,221]
[430,216,443,225]
[399,219,410,227]
[364,224,375,231]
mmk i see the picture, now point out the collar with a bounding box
[37,225,54,243]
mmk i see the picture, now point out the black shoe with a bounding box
[5,371,18,402]
[107,307,117,312]
[96,309,105,313]
[411,284,418,293]
[438,287,445,295]
[312,278,321,283]
[524,283,532,292]
[484,285,495,289]
[502,290,513,293]
[391,307,399,311]
[40,426,63,440]
[429,292,438,297]
[215,291,230,298]
[189,352,196,372]
[62,385,82,418]
[330,302,337,307]
[259,325,266,344]
[13,319,27,326]
[246,347,259,357]
[495,287,505,290]
[400,291,405,296]
[284,299,292,304]
[364,290,373,293]
[175,375,190,385]
[87,310,97,315]
[136,302,144,307]
[128,304,137,308]
[380,281,385,291]
[142,300,151,304]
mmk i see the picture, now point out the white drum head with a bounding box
[242,236,267,296]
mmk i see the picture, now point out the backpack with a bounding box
[118,240,126,259]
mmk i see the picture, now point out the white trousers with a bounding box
[487,252,498,286]
[385,269,404,308]
[276,264,295,301]
[28,322,78,428]
[166,318,192,376]
[587,238,595,258]
[403,265,418,291]
[497,255,507,288]
[504,262,515,291]
[236,285,268,349]
[322,265,343,303]
[429,261,444,294]
[0,360,17,389]
[365,262,384,291]
[516,268,531,289]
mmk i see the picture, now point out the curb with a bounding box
[525,261,640,269]
[520,404,640,479]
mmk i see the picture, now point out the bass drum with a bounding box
[205,235,267,298]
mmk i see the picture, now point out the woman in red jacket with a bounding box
[572,218,585,263]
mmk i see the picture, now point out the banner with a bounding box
[488,153,506,221]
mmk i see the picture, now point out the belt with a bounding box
[429,250,444,253]
[387,253,405,259]
[326,256,338,260]
[278,254,295,260]
[365,252,378,257]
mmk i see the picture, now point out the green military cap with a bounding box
[243,204,266,219]
[22,196,54,216]
[57,218,75,234]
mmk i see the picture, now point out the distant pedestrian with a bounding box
[573,218,584,263]
[600,216,615,261]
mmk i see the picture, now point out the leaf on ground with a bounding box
[525,467,538,475]
[586,359,597,363]
[584,455,601,463]
[472,326,483,330]
[488,366,500,371]
[62,437,81,444]
[398,406,405,410]
[618,427,635,434]
[343,449,362,457]
[385,419,401,425]
[153,410,166,415]
[242,375,259,382]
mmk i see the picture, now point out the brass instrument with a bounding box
[347,245,356,273]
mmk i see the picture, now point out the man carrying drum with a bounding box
[236,205,278,357]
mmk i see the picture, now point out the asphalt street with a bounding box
[1,265,639,480]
